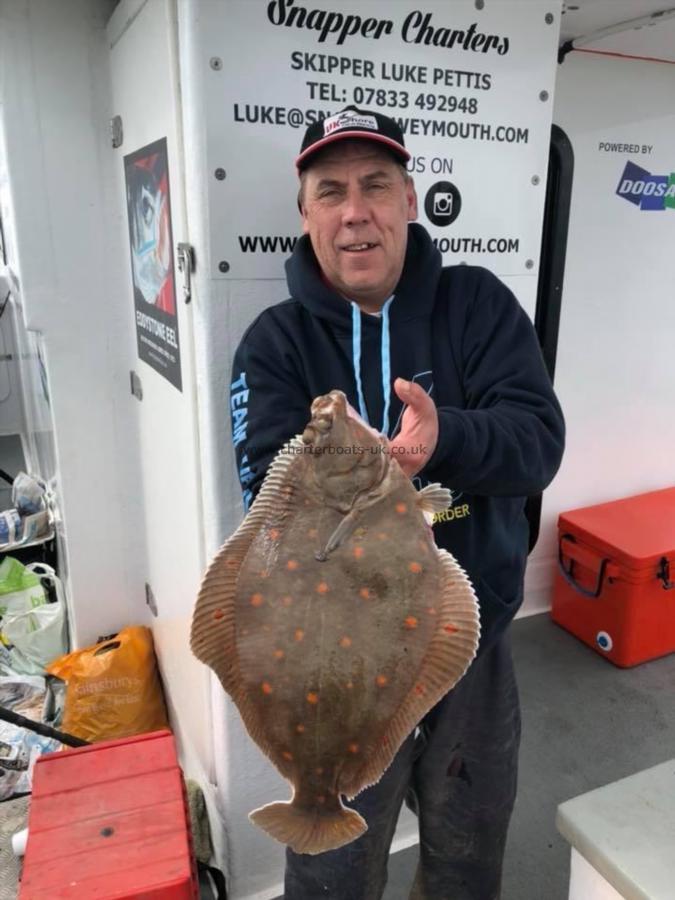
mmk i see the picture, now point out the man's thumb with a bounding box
[395,377,428,407]
[394,377,412,400]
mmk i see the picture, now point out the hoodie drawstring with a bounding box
[351,297,393,436]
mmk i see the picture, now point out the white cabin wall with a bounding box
[546,52,675,543]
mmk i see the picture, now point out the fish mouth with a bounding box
[302,391,347,444]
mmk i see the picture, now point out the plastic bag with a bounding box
[0,675,60,800]
[0,557,46,620]
[46,626,170,742]
[0,560,68,676]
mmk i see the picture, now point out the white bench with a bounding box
[556,760,675,899]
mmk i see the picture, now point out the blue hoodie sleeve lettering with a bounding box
[230,314,312,506]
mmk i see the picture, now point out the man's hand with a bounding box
[388,378,439,478]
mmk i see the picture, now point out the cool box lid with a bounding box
[558,486,675,571]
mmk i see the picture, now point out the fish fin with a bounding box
[250,798,366,855]
[417,483,452,514]
[341,549,480,800]
[190,435,305,706]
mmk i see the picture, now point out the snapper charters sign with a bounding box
[266,0,511,54]
[204,0,561,279]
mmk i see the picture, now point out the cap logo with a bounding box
[324,111,378,136]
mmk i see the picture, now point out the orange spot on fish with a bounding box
[307,692,319,705]
[444,624,459,634]
[282,595,294,607]
[213,609,224,621]
[348,742,359,754]
[296,724,306,734]
[308,528,319,539]
[359,588,372,600]
[353,546,364,559]
[259,570,270,579]
[282,751,293,761]
[268,528,281,540]
[376,674,388,687]
[427,607,437,615]
[381,735,390,746]
[250,593,264,607]
[404,616,419,629]
[339,636,352,648]
[261,682,273,695]
[316,795,326,804]
[274,649,285,660]
[295,629,305,642]
[286,560,299,571]
[395,503,407,514]
[415,683,426,695]
[345,681,354,689]
[408,561,422,574]
[316,581,329,594]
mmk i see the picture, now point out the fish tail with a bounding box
[249,798,366,855]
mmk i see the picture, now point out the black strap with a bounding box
[197,861,228,899]
[0,704,89,747]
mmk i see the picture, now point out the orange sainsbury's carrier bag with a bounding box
[46,625,169,742]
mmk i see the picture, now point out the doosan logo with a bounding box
[616,161,675,210]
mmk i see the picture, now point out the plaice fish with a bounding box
[190,390,480,855]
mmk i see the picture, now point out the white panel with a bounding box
[203,0,561,281]
[107,0,210,775]
[550,51,675,520]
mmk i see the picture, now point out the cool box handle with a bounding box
[657,557,675,590]
[558,533,609,599]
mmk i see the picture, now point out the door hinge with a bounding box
[110,115,123,149]
[145,582,158,616]
[177,243,195,304]
[130,370,143,401]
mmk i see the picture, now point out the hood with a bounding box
[285,223,442,331]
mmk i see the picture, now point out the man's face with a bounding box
[300,142,418,311]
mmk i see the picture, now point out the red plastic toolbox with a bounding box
[19,729,198,899]
[551,487,675,667]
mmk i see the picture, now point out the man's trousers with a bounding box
[283,634,521,900]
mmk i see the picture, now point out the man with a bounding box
[230,107,564,900]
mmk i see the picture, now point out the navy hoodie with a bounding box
[230,223,565,652]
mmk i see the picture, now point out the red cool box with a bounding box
[20,730,198,899]
[551,487,675,667]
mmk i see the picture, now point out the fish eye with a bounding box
[314,416,332,432]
